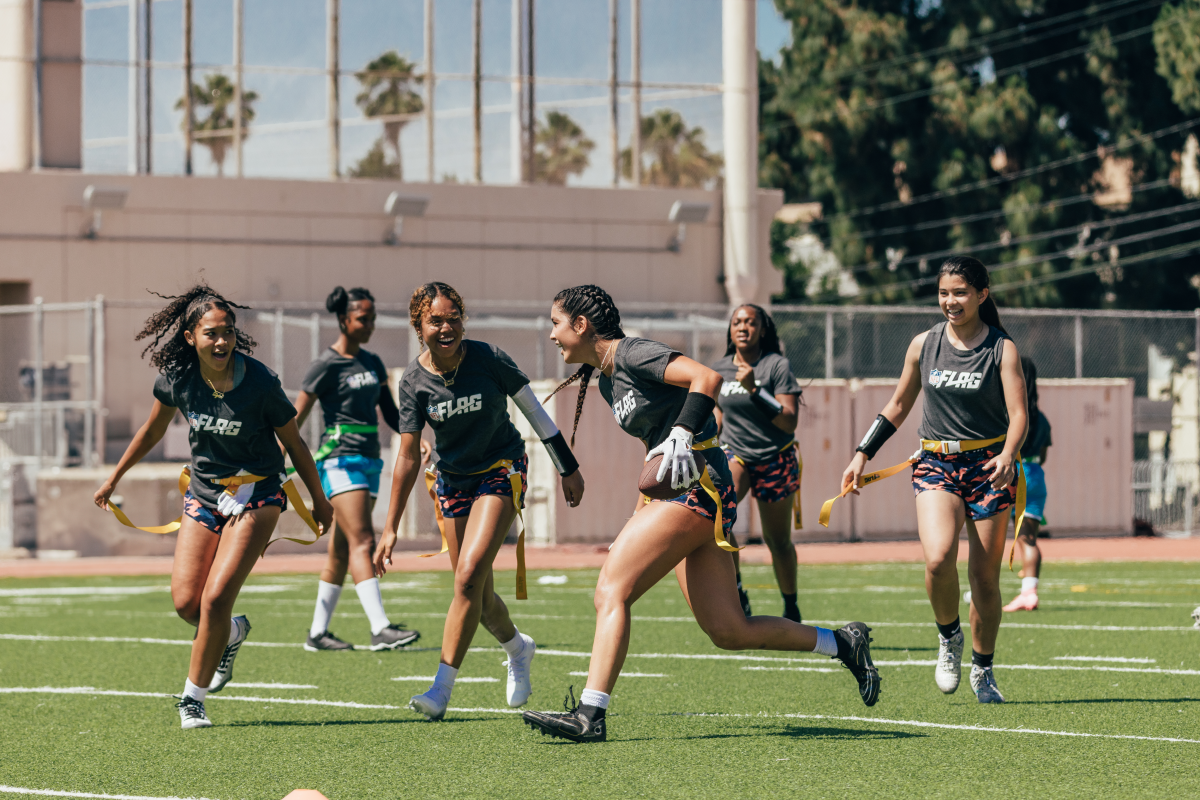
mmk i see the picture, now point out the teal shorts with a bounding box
[317,455,383,499]
[1020,461,1047,524]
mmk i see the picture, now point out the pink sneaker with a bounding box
[1003,590,1039,612]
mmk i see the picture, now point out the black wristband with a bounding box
[675,391,717,434]
[542,431,580,477]
[749,387,784,417]
[856,414,897,460]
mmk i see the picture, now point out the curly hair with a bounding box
[409,282,467,350]
[724,304,782,357]
[326,285,375,317]
[543,285,626,447]
[136,282,255,376]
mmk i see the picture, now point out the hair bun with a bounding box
[326,286,348,315]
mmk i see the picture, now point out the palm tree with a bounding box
[175,74,258,176]
[533,111,595,185]
[354,51,424,181]
[620,108,723,188]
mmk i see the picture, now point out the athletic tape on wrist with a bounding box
[675,391,716,433]
[856,414,897,460]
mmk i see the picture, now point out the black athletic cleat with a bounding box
[738,586,753,618]
[208,615,250,693]
[305,630,354,652]
[783,603,802,624]
[370,623,421,651]
[833,622,881,707]
[522,687,607,743]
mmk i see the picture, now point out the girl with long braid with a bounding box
[837,257,1027,704]
[94,283,333,729]
[373,282,585,721]
[295,286,420,651]
[522,285,879,744]
[712,304,803,621]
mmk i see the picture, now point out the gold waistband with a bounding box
[919,434,1006,455]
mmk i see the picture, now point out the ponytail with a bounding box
[938,255,1007,335]
[326,286,374,318]
[544,284,626,448]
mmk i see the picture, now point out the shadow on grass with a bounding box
[1004,697,1200,706]
[227,716,509,727]
[872,646,936,652]
[669,725,926,742]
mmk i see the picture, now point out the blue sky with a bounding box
[83,0,791,183]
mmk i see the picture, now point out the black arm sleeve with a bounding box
[675,392,717,434]
[856,414,897,460]
[377,386,402,434]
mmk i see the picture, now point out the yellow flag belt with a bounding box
[818,435,1026,569]
[641,435,740,553]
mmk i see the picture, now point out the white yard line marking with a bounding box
[0,786,216,800]
[0,585,287,598]
[1054,656,1157,663]
[802,619,1200,632]
[0,634,300,648]
[390,676,498,683]
[687,713,1200,745]
[224,683,317,689]
[745,662,1200,676]
[568,672,666,678]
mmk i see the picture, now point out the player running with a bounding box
[94,284,333,729]
[373,282,585,721]
[837,257,1027,704]
[295,286,420,652]
[1004,357,1050,612]
[712,304,803,621]
[522,285,878,744]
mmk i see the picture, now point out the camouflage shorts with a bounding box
[436,455,528,519]
[726,444,800,504]
[182,488,287,534]
[912,449,1016,521]
[654,479,738,537]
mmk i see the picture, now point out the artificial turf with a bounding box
[1,560,1198,799]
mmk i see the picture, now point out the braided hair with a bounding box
[327,286,375,318]
[135,282,254,376]
[544,285,626,447]
[939,256,1007,335]
[409,282,467,350]
[724,304,781,357]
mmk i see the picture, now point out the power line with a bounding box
[841,199,1200,276]
[989,238,1200,292]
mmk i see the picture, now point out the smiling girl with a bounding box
[94,284,333,728]
[374,282,585,721]
[838,257,1027,703]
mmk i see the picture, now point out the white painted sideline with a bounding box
[390,676,498,683]
[3,687,1197,747]
[743,662,1200,676]
[0,786,215,800]
[569,672,666,678]
[1054,656,1156,663]
[224,683,316,690]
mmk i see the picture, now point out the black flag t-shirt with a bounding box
[598,337,732,488]
[712,352,801,463]
[395,340,528,477]
[300,347,389,460]
[152,354,297,509]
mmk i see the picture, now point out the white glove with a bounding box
[645,426,701,490]
[216,470,256,517]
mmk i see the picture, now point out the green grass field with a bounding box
[1,560,1199,799]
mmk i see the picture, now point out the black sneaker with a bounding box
[833,622,881,707]
[783,603,802,624]
[371,623,421,651]
[208,615,250,693]
[305,630,354,652]
[738,586,753,617]
[175,695,212,729]
[522,687,607,743]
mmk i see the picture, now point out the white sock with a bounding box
[228,616,245,646]
[183,679,207,702]
[310,580,343,638]
[354,577,391,635]
[580,688,610,709]
[501,629,526,657]
[1022,576,1039,593]
[812,627,839,657]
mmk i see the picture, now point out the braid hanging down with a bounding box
[544,285,626,447]
[136,281,254,376]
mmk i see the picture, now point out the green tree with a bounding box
[621,108,723,188]
[175,73,258,176]
[761,0,1199,310]
[349,138,400,179]
[354,51,424,180]
[1155,0,1200,114]
[534,111,595,185]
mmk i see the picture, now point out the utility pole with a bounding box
[472,0,482,183]
[327,0,340,179]
[609,0,618,186]
[144,0,152,173]
[630,0,641,186]
[233,0,244,177]
[183,0,193,175]
[127,0,139,174]
[425,0,435,182]
[525,0,535,183]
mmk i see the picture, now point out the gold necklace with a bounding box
[204,375,227,399]
[433,345,465,387]
[599,340,616,373]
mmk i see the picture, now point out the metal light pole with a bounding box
[630,0,641,186]
[721,0,759,306]
[425,0,435,183]
[183,0,193,175]
[609,0,618,186]
[233,0,244,177]
[144,0,152,173]
[472,0,482,183]
[327,0,340,179]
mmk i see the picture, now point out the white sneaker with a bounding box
[970,665,1005,703]
[409,686,448,721]
[1192,605,1200,628]
[503,633,536,707]
[176,696,212,729]
[209,615,250,693]
[935,630,964,694]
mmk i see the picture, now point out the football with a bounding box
[638,449,708,501]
